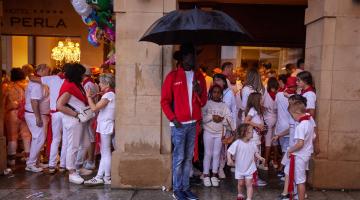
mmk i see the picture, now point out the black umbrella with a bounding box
[139,8,252,45]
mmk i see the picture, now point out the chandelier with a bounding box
[51,39,81,65]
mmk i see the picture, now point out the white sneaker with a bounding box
[84,161,96,170]
[79,168,93,176]
[203,177,212,187]
[25,165,43,173]
[38,163,49,168]
[69,173,84,184]
[104,177,111,185]
[256,178,267,187]
[210,177,220,187]
[84,177,104,185]
[218,168,226,179]
[258,164,269,171]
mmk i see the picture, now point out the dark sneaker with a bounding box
[277,171,285,177]
[183,190,199,200]
[278,193,290,200]
[172,190,186,200]
[190,176,202,186]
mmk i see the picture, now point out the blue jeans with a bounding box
[171,122,196,191]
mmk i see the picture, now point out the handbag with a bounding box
[77,106,95,123]
[221,118,235,144]
[254,114,268,136]
[66,104,95,123]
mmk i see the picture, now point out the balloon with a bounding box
[104,26,115,41]
[97,10,113,28]
[86,0,112,11]
[71,0,93,17]
[88,27,101,47]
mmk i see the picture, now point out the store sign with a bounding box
[1,0,85,36]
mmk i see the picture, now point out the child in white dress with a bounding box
[227,123,265,200]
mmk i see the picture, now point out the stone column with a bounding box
[112,0,176,188]
[305,0,360,189]
[0,0,7,172]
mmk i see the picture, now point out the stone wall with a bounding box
[112,0,176,188]
[305,0,360,189]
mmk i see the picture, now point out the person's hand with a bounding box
[36,117,43,127]
[227,159,235,167]
[259,156,266,163]
[193,80,202,96]
[258,124,265,131]
[172,119,182,128]
[212,115,224,123]
[85,88,93,98]
[272,135,280,141]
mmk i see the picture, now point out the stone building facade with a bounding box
[112,0,360,190]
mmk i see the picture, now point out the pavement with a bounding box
[0,165,359,200]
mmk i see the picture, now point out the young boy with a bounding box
[284,101,315,200]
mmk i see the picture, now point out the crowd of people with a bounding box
[2,63,116,185]
[161,44,318,200]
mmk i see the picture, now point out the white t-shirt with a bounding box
[228,139,258,177]
[202,100,233,134]
[263,90,277,120]
[289,117,297,147]
[41,75,64,111]
[241,86,255,111]
[25,81,50,114]
[223,88,237,126]
[247,107,263,145]
[185,71,194,116]
[302,91,316,110]
[275,92,291,136]
[97,91,115,134]
[293,119,315,158]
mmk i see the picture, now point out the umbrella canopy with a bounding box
[139,8,252,45]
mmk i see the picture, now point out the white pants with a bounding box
[75,121,92,166]
[203,131,222,174]
[264,117,277,147]
[25,113,49,167]
[96,134,112,179]
[284,156,309,184]
[63,117,88,170]
[49,112,65,168]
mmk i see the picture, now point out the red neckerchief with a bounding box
[299,113,311,122]
[268,90,277,101]
[301,86,315,95]
[58,73,65,79]
[82,77,95,87]
[58,80,88,105]
[284,87,296,95]
[278,87,285,92]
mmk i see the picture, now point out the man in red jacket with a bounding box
[161,44,207,200]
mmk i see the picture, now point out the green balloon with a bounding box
[86,0,111,11]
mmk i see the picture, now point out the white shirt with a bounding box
[41,75,64,111]
[263,90,277,120]
[302,91,316,110]
[275,92,291,136]
[83,81,99,103]
[293,119,315,158]
[25,81,50,114]
[202,100,233,134]
[223,88,237,126]
[97,91,115,134]
[185,71,194,116]
[241,86,255,111]
[247,107,263,145]
[289,117,297,147]
[228,139,258,176]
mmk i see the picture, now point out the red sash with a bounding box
[268,90,277,101]
[46,110,58,158]
[82,77,95,87]
[193,121,201,162]
[301,86,315,95]
[288,154,296,200]
[58,80,88,105]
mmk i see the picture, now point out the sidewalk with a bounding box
[0,167,358,200]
